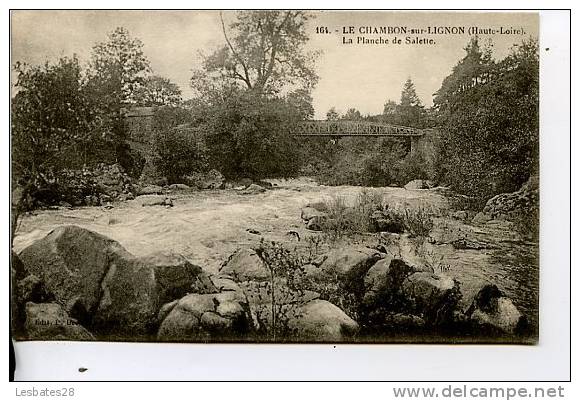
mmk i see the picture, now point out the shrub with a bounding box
[318,190,384,240]
[401,207,435,238]
[315,190,435,239]
[254,240,308,340]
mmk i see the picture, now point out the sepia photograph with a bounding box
[10,10,540,346]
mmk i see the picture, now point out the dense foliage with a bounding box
[198,91,306,179]
[433,38,539,201]
[150,106,207,183]
[12,15,539,216]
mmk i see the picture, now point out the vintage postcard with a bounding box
[10,10,539,344]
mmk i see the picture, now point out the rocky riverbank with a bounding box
[11,178,538,343]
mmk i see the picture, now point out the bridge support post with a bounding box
[410,137,420,154]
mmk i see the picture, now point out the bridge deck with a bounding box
[292,120,424,137]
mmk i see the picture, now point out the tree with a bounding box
[342,108,363,121]
[151,106,207,183]
[199,90,304,179]
[397,78,425,127]
[134,75,182,107]
[383,100,397,116]
[433,37,538,201]
[11,56,105,239]
[188,11,320,180]
[86,27,151,171]
[88,27,151,107]
[193,11,319,95]
[326,107,340,121]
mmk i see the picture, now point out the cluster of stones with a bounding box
[11,225,528,343]
[132,176,270,209]
[58,163,135,207]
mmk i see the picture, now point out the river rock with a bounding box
[467,284,527,335]
[306,215,326,231]
[239,178,254,188]
[24,302,95,341]
[240,184,266,195]
[451,210,469,221]
[401,272,461,325]
[219,248,270,282]
[18,226,214,337]
[168,183,190,191]
[137,185,164,195]
[138,251,218,298]
[363,257,424,307]
[404,180,435,190]
[479,175,539,223]
[286,300,359,342]
[320,247,382,283]
[157,291,252,341]
[18,226,121,320]
[301,206,327,221]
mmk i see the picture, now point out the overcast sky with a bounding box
[11,11,538,119]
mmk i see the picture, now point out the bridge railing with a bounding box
[293,120,424,136]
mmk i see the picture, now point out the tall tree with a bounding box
[193,11,319,96]
[86,27,151,170]
[11,56,105,239]
[87,27,151,107]
[326,107,340,121]
[433,37,538,200]
[134,75,182,107]
[383,99,397,116]
[397,78,425,127]
[342,108,363,121]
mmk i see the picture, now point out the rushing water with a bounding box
[13,177,539,336]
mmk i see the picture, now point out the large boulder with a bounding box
[137,251,218,300]
[401,272,461,325]
[18,226,122,320]
[477,175,539,223]
[363,257,425,307]
[24,302,95,341]
[319,247,382,293]
[157,291,252,341]
[286,300,359,342]
[94,251,216,336]
[219,248,270,282]
[18,226,214,337]
[466,284,527,335]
